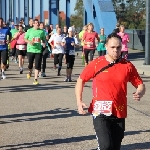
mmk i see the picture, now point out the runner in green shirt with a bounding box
[79,25,87,65]
[24,19,45,85]
[10,25,18,37]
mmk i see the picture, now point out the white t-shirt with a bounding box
[49,33,65,54]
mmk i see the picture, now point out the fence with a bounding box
[125,29,145,51]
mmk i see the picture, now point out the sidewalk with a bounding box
[128,49,150,76]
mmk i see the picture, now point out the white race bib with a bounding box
[0,40,5,45]
[93,101,113,116]
[87,42,93,48]
[69,50,75,55]
[19,45,26,50]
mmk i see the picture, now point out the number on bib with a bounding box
[33,37,40,43]
[69,50,75,55]
[93,101,113,116]
[0,40,5,45]
[19,45,25,50]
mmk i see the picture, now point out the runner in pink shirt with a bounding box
[13,25,27,74]
[82,23,99,66]
[117,25,129,59]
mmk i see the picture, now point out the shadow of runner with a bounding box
[0,83,75,93]
[0,135,96,150]
[0,108,89,124]
[121,142,150,150]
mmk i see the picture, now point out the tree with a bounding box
[74,0,84,17]
[112,0,146,29]
[70,0,83,28]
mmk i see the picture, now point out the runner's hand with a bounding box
[133,92,142,101]
[77,102,88,115]
[28,41,34,45]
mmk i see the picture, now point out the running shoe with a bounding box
[41,72,46,77]
[33,79,39,85]
[15,60,18,63]
[64,78,68,82]
[20,69,23,74]
[27,72,31,79]
[1,72,6,79]
[11,57,14,61]
[68,79,72,82]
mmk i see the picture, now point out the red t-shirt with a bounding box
[83,31,98,50]
[80,56,143,118]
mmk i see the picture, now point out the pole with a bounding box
[40,0,44,22]
[145,0,150,65]
[24,0,29,25]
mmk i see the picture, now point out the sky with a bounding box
[8,0,77,19]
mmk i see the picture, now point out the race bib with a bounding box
[87,42,93,48]
[93,101,113,116]
[0,40,5,45]
[19,45,26,50]
[69,50,75,55]
[33,37,40,43]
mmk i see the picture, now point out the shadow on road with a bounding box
[0,108,89,124]
[0,83,75,93]
[121,142,150,150]
[0,135,96,150]
[128,51,145,61]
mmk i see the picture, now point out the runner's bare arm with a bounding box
[75,77,88,115]
[133,84,146,101]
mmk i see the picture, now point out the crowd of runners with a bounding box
[0,17,146,150]
[0,17,130,85]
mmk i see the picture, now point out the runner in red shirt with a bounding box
[82,23,99,66]
[75,33,146,150]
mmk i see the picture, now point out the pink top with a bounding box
[83,31,99,50]
[15,32,27,50]
[117,32,129,52]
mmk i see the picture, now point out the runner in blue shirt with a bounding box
[0,18,11,79]
[63,27,79,82]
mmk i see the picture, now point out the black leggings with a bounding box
[98,50,106,56]
[12,47,18,58]
[84,49,95,64]
[0,50,8,65]
[66,54,75,69]
[93,115,125,150]
[27,52,42,70]
[41,48,49,73]
[54,53,64,66]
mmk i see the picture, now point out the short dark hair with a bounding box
[106,33,122,44]
[33,19,39,23]
[0,17,3,21]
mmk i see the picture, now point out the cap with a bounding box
[68,27,73,32]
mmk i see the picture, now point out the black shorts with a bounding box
[17,49,27,57]
[27,52,42,70]
[0,49,8,65]
[93,114,125,150]
[66,54,75,69]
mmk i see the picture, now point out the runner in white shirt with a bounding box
[49,26,66,76]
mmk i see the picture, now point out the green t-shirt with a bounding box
[97,35,106,51]
[25,28,45,53]
[10,29,18,37]
[79,30,85,46]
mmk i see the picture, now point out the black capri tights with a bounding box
[0,50,8,65]
[27,52,42,70]
[54,53,64,66]
[84,49,95,64]
[66,54,75,69]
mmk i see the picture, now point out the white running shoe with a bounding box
[2,72,6,79]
